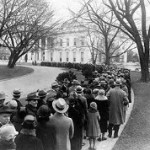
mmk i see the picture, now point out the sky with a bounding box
[46,0,82,21]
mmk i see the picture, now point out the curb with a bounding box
[82,88,134,150]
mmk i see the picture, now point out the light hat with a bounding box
[52,98,69,113]
[0,124,18,140]
[90,102,97,110]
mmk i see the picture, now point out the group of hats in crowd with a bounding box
[0,67,131,143]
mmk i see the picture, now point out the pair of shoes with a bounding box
[97,137,101,141]
[102,137,107,141]
[108,134,112,138]
[114,134,118,138]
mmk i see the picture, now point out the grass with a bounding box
[113,71,150,150]
[0,65,34,80]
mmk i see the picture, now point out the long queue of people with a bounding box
[0,67,131,150]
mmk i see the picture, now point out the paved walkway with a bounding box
[0,65,134,150]
[0,66,64,103]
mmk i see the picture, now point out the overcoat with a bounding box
[49,113,74,150]
[106,87,128,125]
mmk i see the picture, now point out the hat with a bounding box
[52,98,69,113]
[4,100,18,109]
[71,80,80,85]
[63,78,70,84]
[26,92,39,101]
[115,79,122,86]
[51,82,60,88]
[13,89,21,97]
[0,101,17,114]
[22,114,36,129]
[90,102,97,110]
[98,89,105,95]
[75,86,83,94]
[37,105,50,118]
[0,124,18,140]
[92,89,99,95]
[0,92,5,100]
[38,90,47,98]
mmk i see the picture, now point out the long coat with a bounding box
[49,113,74,150]
[106,87,128,125]
[36,119,55,150]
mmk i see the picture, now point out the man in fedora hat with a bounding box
[25,92,39,116]
[37,90,47,109]
[106,79,129,138]
[48,98,74,150]
[12,89,22,110]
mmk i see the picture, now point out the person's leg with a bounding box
[102,132,107,140]
[93,137,96,150]
[108,123,114,138]
[89,137,92,149]
[114,125,120,138]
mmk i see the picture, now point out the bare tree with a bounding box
[0,0,58,68]
[105,0,150,82]
[69,0,134,65]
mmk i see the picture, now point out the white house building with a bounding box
[20,20,128,65]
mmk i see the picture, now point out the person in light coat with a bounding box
[106,79,129,138]
[49,98,74,150]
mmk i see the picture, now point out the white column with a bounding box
[39,39,42,61]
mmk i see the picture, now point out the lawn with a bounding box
[113,71,150,150]
[0,65,34,80]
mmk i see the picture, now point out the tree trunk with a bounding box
[140,57,149,82]
[7,54,19,68]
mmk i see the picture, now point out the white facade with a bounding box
[20,21,128,64]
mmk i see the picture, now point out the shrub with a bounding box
[56,71,77,83]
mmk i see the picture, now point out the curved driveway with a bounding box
[0,66,65,101]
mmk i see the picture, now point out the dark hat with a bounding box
[26,92,39,101]
[22,115,36,129]
[37,105,50,118]
[13,89,21,97]
[38,90,47,98]
[0,104,16,114]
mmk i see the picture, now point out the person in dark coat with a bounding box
[25,92,39,116]
[37,90,47,109]
[95,89,109,141]
[12,89,22,110]
[15,114,44,150]
[68,92,85,150]
[36,105,54,150]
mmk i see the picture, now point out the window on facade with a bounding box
[42,51,45,61]
[74,38,77,46]
[60,52,62,62]
[66,52,69,62]
[73,52,76,62]
[81,52,84,62]
[66,38,69,46]
[99,53,101,62]
[37,52,39,60]
[80,36,85,46]
[50,52,53,62]
[60,39,63,46]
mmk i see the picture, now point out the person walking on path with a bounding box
[49,98,74,150]
[95,89,109,141]
[106,79,129,138]
[86,102,100,150]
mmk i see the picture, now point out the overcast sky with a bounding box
[46,0,82,20]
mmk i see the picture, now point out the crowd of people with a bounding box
[0,66,131,150]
